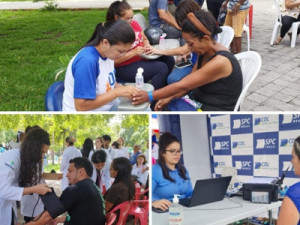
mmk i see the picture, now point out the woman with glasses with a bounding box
[132,9,243,111]
[152,132,193,211]
[106,0,175,91]
[278,136,300,225]
[62,19,138,111]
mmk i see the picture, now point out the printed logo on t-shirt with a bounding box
[131,31,143,49]
[106,72,116,92]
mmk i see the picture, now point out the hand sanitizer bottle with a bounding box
[169,194,183,225]
[159,33,167,50]
[135,67,144,89]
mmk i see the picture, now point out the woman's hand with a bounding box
[132,90,149,104]
[115,85,138,99]
[49,216,66,225]
[147,47,163,55]
[152,199,172,211]
[154,97,172,111]
[144,44,153,54]
[33,184,52,195]
[134,46,145,56]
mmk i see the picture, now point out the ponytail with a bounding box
[106,0,132,22]
[85,20,135,47]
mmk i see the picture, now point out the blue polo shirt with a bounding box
[152,163,193,201]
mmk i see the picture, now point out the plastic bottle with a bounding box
[169,194,183,225]
[135,67,144,89]
[159,33,167,50]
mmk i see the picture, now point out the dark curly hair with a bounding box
[19,127,50,187]
[158,132,188,183]
[181,9,222,40]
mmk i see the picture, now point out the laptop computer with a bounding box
[179,176,232,207]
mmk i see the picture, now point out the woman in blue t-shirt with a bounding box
[278,136,300,225]
[62,20,138,111]
[152,132,193,211]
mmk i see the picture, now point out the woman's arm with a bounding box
[285,0,300,9]
[114,47,144,65]
[149,44,189,56]
[133,54,232,104]
[277,196,300,225]
[74,85,137,111]
[23,184,52,196]
[105,200,114,213]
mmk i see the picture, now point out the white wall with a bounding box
[180,115,212,186]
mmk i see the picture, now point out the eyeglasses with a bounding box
[119,16,133,23]
[165,149,183,155]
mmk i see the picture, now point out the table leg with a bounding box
[268,209,273,225]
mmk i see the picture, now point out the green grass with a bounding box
[0,9,147,111]
[44,163,60,172]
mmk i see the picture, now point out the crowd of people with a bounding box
[0,126,148,225]
[61,0,253,112]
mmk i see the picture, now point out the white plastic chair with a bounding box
[242,23,250,51]
[270,0,300,47]
[133,13,148,30]
[217,26,234,48]
[234,51,262,111]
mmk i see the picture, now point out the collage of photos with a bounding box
[1,0,300,224]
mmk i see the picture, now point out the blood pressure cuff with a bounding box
[40,188,66,218]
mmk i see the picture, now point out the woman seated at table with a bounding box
[105,157,135,213]
[62,20,138,111]
[274,0,300,45]
[131,154,149,189]
[277,136,300,225]
[106,0,175,90]
[152,132,193,211]
[132,10,243,111]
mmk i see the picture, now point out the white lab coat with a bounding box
[120,147,129,158]
[60,146,82,191]
[91,158,112,192]
[103,147,118,161]
[88,149,95,161]
[114,149,125,159]
[0,149,24,225]
[131,163,149,186]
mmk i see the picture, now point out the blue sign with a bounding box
[279,155,296,178]
[230,115,253,134]
[253,132,279,155]
[212,136,231,155]
[279,114,300,131]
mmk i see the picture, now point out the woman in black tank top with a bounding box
[132,8,243,111]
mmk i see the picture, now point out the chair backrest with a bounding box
[45,81,64,111]
[133,13,148,30]
[106,212,117,225]
[109,201,131,225]
[131,200,149,212]
[234,51,262,111]
[274,0,283,23]
[217,26,234,48]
